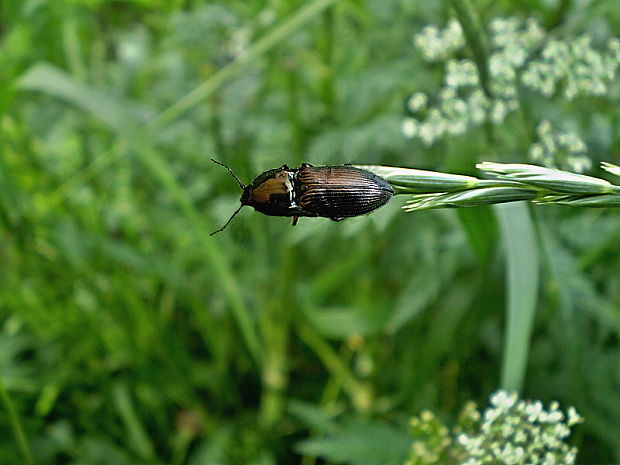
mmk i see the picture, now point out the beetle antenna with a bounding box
[211,159,245,189]
[210,204,244,236]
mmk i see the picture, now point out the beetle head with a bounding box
[240,188,252,206]
[210,159,247,235]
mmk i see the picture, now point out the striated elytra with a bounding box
[210,160,394,235]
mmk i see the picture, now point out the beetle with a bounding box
[210,159,394,235]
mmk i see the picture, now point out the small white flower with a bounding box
[543,451,558,465]
[566,155,592,173]
[490,100,508,124]
[567,406,584,426]
[529,143,544,161]
[402,118,419,138]
[420,409,434,421]
[457,433,469,445]
[565,448,578,464]
[546,410,564,423]
[541,429,561,447]
[524,18,545,45]
[439,87,457,101]
[447,119,468,135]
[514,429,528,443]
[553,423,571,439]
[414,19,464,62]
[463,459,481,465]
[407,92,428,112]
[525,400,543,421]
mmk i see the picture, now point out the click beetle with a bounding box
[210,159,394,235]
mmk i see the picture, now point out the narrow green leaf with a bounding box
[0,377,33,465]
[132,144,263,368]
[17,62,263,368]
[296,323,366,406]
[148,0,341,130]
[457,206,497,264]
[449,0,493,98]
[387,245,462,332]
[18,63,148,133]
[495,202,540,392]
[288,400,336,432]
[309,248,371,300]
[303,305,387,338]
[112,383,156,462]
[540,224,620,333]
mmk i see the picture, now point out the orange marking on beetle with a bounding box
[247,172,292,203]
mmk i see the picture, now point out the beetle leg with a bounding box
[301,162,314,168]
[330,217,344,222]
[280,164,290,170]
[292,216,299,226]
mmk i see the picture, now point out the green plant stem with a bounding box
[549,0,572,28]
[373,162,620,210]
[297,322,371,412]
[0,378,34,465]
[148,0,341,131]
[286,62,305,158]
[112,383,156,461]
[259,246,295,428]
[318,7,337,120]
[132,142,264,369]
[449,0,493,99]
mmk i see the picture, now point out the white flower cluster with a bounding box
[456,390,583,465]
[489,17,544,99]
[405,390,583,465]
[528,120,592,172]
[403,16,620,149]
[523,36,620,99]
[402,87,493,145]
[414,19,465,62]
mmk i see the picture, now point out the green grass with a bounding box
[1,0,620,464]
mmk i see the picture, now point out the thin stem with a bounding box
[318,7,337,120]
[259,246,295,428]
[134,144,264,368]
[148,0,341,131]
[297,322,371,412]
[0,379,34,465]
[449,0,493,99]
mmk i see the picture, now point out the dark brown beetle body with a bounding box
[295,164,393,220]
[211,160,393,234]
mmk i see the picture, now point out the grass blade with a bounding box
[148,0,341,130]
[112,383,156,462]
[0,377,34,465]
[132,143,263,369]
[449,0,493,97]
[18,63,147,133]
[495,202,540,392]
[17,65,263,370]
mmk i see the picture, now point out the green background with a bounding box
[1,0,619,464]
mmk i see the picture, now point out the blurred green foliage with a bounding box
[1,0,619,464]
